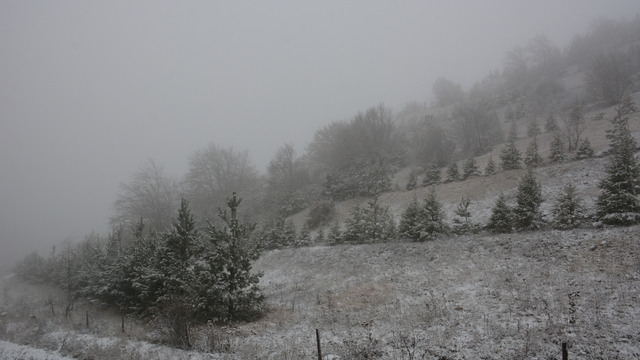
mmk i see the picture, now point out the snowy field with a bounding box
[2,225,639,359]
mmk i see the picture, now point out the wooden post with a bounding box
[122,314,125,333]
[562,342,568,360]
[316,329,322,360]
[86,311,89,328]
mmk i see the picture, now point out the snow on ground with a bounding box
[0,340,74,360]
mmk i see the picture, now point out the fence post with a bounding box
[122,314,125,333]
[316,329,322,360]
[562,342,568,360]
[86,311,89,328]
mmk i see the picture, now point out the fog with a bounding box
[1,1,638,272]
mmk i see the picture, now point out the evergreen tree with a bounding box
[505,105,515,123]
[161,199,200,296]
[544,113,558,132]
[462,157,481,180]
[549,134,567,163]
[344,195,395,243]
[296,223,311,247]
[484,156,497,175]
[399,195,422,241]
[422,163,441,186]
[204,193,264,321]
[575,138,595,160]
[486,193,513,233]
[328,223,343,245]
[500,123,522,170]
[283,220,297,247]
[524,136,543,167]
[596,96,640,225]
[445,162,460,182]
[419,187,448,240]
[452,197,478,234]
[527,118,541,137]
[406,170,418,191]
[551,183,586,229]
[314,228,325,243]
[513,168,544,230]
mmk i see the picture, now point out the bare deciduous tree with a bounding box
[184,144,259,221]
[111,158,180,232]
[451,100,503,156]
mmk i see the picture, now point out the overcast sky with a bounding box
[1,1,639,271]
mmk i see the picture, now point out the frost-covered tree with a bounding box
[203,193,264,321]
[524,136,543,167]
[484,156,497,175]
[513,168,544,230]
[544,113,558,132]
[420,187,448,240]
[406,170,418,191]
[445,162,460,182]
[314,229,325,243]
[500,123,522,170]
[527,118,541,137]
[328,223,343,245]
[399,195,422,241]
[260,217,296,249]
[486,193,513,233]
[462,157,481,180]
[575,138,595,160]
[452,197,478,235]
[596,96,640,225]
[549,134,567,163]
[422,163,441,186]
[551,183,586,229]
[344,195,395,243]
[296,223,311,247]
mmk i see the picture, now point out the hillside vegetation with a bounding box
[3,15,640,360]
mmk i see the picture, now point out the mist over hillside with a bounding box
[3,3,640,359]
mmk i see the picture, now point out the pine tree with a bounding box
[296,223,311,247]
[162,199,200,296]
[422,163,441,186]
[549,133,567,163]
[314,229,325,243]
[344,195,395,243]
[596,96,640,225]
[544,113,558,132]
[500,123,522,170]
[204,192,264,321]
[486,193,513,233]
[328,223,343,245]
[452,197,477,234]
[399,195,422,241]
[527,118,541,137]
[283,220,297,247]
[406,170,418,191]
[419,187,448,240]
[551,183,586,229]
[513,168,544,230]
[524,136,543,167]
[575,138,595,160]
[484,156,497,175]
[446,162,460,182]
[505,105,515,123]
[462,157,481,180]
